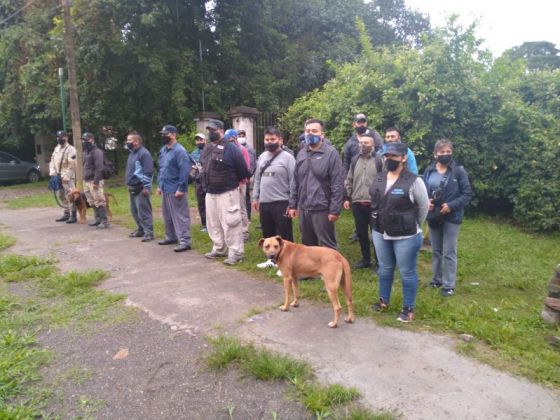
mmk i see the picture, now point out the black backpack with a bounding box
[102,156,116,179]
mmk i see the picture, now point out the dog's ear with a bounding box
[258,238,265,249]
[275,235,284,249]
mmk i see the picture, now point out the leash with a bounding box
[52,190,66,208]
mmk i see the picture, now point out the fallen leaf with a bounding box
[113,348,129,360]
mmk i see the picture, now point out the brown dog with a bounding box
[67,188,117,224]
[258,236,355,328]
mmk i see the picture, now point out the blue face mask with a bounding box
[305,134,321,145]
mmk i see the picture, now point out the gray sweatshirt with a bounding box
[252,150,296,203]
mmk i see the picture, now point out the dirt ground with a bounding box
[2,198,560,419]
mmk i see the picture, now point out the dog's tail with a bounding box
[106,193,118,207]
[340,256,352,288]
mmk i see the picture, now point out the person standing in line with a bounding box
[370,142,429,323]
[423,139,472,297]
[288,119,345,250]
[200,120,250,265]
[253,126,296,268]
[343,134,383,269]
[125,131,154,242]
[237,129,256,221]
[190,133,208,232]
[383,127,418,174]
[156,124,192,252]
[49,130,77,223]
[82,132,110,229]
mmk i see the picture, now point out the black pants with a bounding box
[245,183,252,220]
[300,209,337,250]
[352,202,375,263]
[260,201,293,241]
[195,182,206,227]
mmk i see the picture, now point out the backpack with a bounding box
[102,156,116,179]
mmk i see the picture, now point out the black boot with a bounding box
[56,211,70,222]
[96,206,109,229]
[66,210,77,224]
[89,207,101,226]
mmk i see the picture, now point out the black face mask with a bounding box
[196,143,205,150]
[208,131,221,142]
[57,138,66,146]
[82,141,92,151]
[355,126,367,135]
[126,142,134,151]
[264,143,280,152]
[386,159,401,172]
[437,155,452,165]
[161,135,171,145]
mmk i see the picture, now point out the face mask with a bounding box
[196,143,205,150]
[265,143,280,152]
[126,142,134,151]
[386,158,401,172]
[305,134,321,145]
[57,138,66,146]
[82,141,92,151]
[437,155,452,165]
[161,135,171,145]
[238,137,247,145]
[208,131,221,142]
[359,145,372,155]
[355,126,367,135]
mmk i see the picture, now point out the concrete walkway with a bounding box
[2,207,559,419]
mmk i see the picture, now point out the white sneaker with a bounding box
[257,259,277,269]
[276,270,283,277]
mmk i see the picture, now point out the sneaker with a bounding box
[440,288,455,297]
[205,250,227,259]
[276,270,283,277]
[352,260,372,270]
[224,256,242,265]
[200,227,208,233]
[141,235,154,242]
[429,280,443,288]
[348,231,359,242]
[396,306,414,323]
[257,259,277,269]
[371,298,389,312]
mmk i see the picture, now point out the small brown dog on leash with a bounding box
[258,236,355,328]
[67,189,117,224]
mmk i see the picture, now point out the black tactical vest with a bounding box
[202,139,236,189]
[370,170,417,236]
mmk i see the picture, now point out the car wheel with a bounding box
[27,170,40,183]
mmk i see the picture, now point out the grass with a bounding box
[206,335,393,419]
[7,181,560,386]
[0,244,133,416]
[0,232,16,251]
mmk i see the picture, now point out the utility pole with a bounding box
[57,67,68,132]
[61,0,83,188]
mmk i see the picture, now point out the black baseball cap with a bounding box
[206,119,224,130]
[56,130,67,138]
[382,142,408,156]
[160,124,178,135]
[81,132,95,140]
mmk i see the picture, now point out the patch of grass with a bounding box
[0,252,132,415]
[0,232,16,251]
[346,406,400,420]
[206,335,387,418]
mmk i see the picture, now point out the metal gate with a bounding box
[254,111,281,156]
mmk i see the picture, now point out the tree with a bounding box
[506,41,560,71]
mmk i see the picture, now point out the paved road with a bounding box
[2,207,559,419]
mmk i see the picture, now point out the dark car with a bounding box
[0,151,41,183]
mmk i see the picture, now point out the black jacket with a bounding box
[83,145,104,184]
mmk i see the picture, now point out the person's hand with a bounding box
[142,188,150,197]
[156,188,162,196]
[440,203,451,214]
[343,200,350,210]
[253,200,260,211]
[175,191,185,198]
[428,199,435,212]
[287,209,298,218]
[328,214,339,222]
[93,183,99,190]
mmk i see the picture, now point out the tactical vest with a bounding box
[204,139,237,189]
[370,170,417,236]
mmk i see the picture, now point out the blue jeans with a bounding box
[429,221,461,289]
[372,231,422,309]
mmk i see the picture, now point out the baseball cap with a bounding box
[382,142,408,156]
[206,119,224,130]
[56,130,67,138]
[195,132,206,140]
[223,129,238,140]
[81,132,95,140]
[160,124,178,134]
[354,113,367,122]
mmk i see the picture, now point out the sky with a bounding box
[404,0,560,57]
